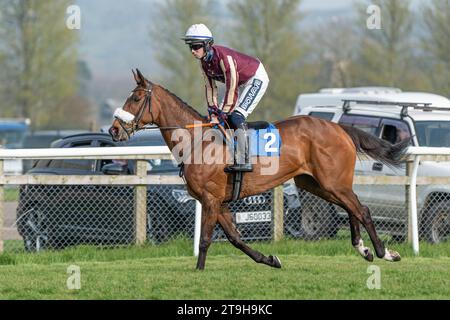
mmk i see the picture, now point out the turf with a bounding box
[0,239,449,300]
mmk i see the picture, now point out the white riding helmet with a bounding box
[182,24,214,45]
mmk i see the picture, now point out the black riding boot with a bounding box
[225,123,253,172]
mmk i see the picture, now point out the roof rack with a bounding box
[341,99,450,117]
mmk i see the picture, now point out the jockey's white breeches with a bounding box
[234,63,269,118]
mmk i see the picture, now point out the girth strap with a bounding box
[231,171,243,202]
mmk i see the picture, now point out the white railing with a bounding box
[405,147,450,255]
[1,146,450,255]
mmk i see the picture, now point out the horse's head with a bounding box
[109,69,159,142]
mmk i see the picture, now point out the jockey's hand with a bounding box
[209,114,220,125]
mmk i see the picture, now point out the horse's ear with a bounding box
[136,68,148,85]
[132,69,140,85]
[133,68,152,87]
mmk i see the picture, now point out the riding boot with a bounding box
[225,122,253,172]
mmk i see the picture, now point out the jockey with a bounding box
[181,23,269,172]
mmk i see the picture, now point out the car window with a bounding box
[0,130,26,148]
[379,119,411,144]
[99,159,178,175]
[48,159,95,171]
[308,112,335,121]
[45,140,95,171]
[338,115,380,135]
[33,159,52,169]
[68,141,94,148]
[99,141,115,147]
[415,121,450,147]
[146,159,178,173]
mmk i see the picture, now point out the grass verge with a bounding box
[0,238,449,299]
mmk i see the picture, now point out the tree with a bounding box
[226,0,307,121]
[353,0,431,91]
[421,0,450,96]
[306,17,359,89]
[150,0,215,113]
[0,0,80,129]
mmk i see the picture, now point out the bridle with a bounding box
[113,83,154,139]
[112,81,226,140]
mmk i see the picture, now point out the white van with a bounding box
[294,87,450,117]
[292,87,450,243]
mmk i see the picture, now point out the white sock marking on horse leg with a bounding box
[354,239,369,258]
[383,248,394,261]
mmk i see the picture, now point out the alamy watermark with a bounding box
[366,4,381,30]
[66,5,81,30]
[366,265,381,290]
[67,264,81,290]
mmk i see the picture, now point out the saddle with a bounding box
[247,121,271,130]
[216,121,272,145]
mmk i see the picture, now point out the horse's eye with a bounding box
[133,95,141,102]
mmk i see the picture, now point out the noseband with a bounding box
[115,83,154,138]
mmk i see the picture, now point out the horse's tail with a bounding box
[339,124,411,168]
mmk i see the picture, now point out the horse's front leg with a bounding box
[196,195,220,270]
[217,205,281,268]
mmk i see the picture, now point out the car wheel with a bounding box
[421,200,450,243]
[20,207,50,252]
[299,191,339,240]
[148,213,170,244]
[284,202,302,238]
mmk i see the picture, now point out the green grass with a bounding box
[3,187,19,202]
[0,238,449,299]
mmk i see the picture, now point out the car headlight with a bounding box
[171,189,195,204]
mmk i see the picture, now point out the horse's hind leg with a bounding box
[333,189,401,262]
[217,205,281,268]
[348,213,374,262]
[294,175,373,262]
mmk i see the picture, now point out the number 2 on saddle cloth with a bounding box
[249,123,281,157]
[207,106,282,158]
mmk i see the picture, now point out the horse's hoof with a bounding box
[269,255,282,268]
[354,240,373,262]
[383,249,401,262]
[364,249,374,262]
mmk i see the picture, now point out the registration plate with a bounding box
[235,211,271,224]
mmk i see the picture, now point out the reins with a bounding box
[117,84,232,132]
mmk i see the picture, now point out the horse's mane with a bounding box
[158,85,204,120]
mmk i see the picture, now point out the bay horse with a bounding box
[109,69,409,270]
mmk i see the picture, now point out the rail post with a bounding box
[273,185,284,242]
[406,160,413,244]
[407,156,420,255]
[135,160,148,245]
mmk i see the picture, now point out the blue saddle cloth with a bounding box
[249,123,281,157]
[213,121,282,157]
